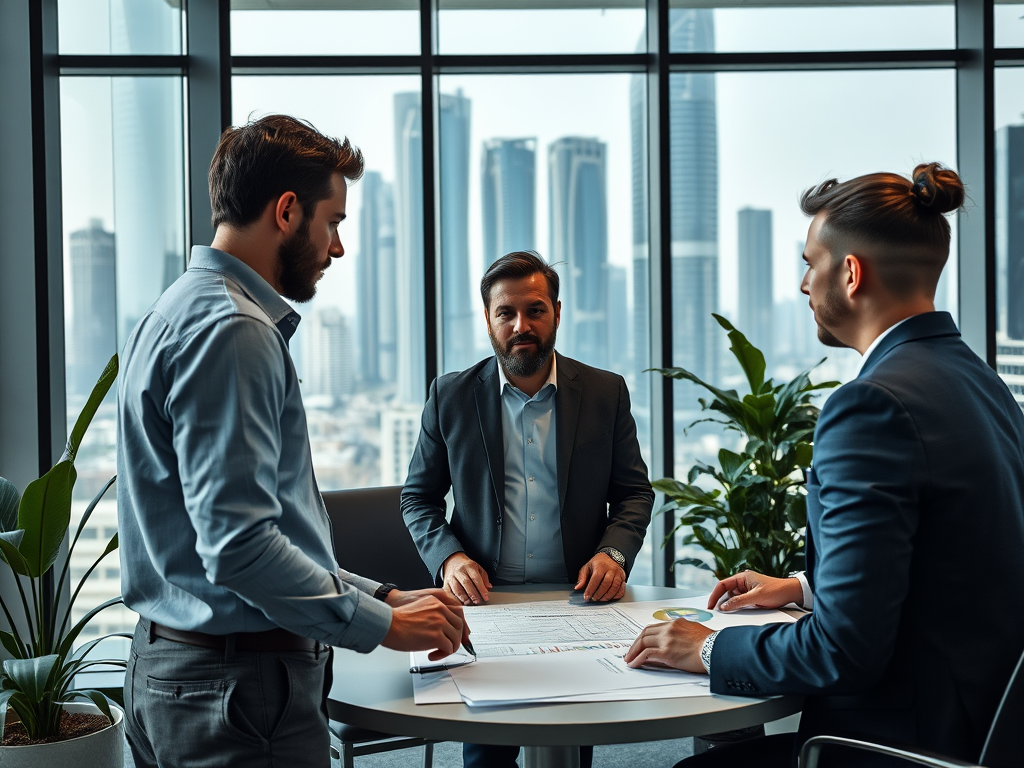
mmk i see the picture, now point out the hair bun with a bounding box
[910,162,965,214]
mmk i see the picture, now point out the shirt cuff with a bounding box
[700,630,720,674]
[339,567,381,597]
[793,571,814,610]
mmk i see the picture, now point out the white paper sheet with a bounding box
[410,594,798,706]
[447,648,705,706]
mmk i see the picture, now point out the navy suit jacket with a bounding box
[401,353,654,584]
[712,312,1024,761]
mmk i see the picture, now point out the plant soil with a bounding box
[2,712,110,746]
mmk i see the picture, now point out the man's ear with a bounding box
[845,254,864,299]
[554,300,561,329]
[274,191,300,235]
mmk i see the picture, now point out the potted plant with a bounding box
[651,315,838,581]
[0,354,125,766]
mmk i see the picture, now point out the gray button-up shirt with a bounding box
[116,246,392,651]
[495,358,566,583]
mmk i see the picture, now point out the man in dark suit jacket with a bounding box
[403,250,654,768]
[625,164,1024,767]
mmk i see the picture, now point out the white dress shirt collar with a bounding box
[854,316,914,377]
[497,352,558,395]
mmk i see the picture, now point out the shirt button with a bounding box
[527,438,533,444]
[528,554,533,559]
[530,514,535,521]
[528,476,534,482]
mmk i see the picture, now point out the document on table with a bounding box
[411,595,798,706]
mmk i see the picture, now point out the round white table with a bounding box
[328,584,802,768]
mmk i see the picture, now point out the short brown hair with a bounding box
[209,114,364,229]
[800,162,964,297]
[480,251,560,310]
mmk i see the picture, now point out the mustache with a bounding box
[505,333,541,352]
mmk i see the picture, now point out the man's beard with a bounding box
[488,325,557,379]
[814,267,853,349]
[276,219,327,303]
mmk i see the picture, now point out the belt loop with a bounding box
[224,633,237,663]
[147,620,156,644]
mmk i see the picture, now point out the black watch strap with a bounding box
[598,547,626,569]
[373,582,398,602]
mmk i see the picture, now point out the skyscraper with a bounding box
[357,171,397,386]
[738,208,773,361]
[110,1,185,345]
[630,9,719,384]
[393,89,474,396]
[670,10,719,384]
[997,124,1024,339]
[68,219,117,399]
[548,136,609,369]
[482,138,537,268]
[393,92,427,404]
[304,306,355,401]
[606,263,630,373]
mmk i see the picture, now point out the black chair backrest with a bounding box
[979,646,1024,768]
[322,486,434,590]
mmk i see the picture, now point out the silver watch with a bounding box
[598,547,626,569]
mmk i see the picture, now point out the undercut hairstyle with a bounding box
[800,162,965,298]
[480,251,561,310]
[209,114,364,230]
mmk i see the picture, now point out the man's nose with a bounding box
[513,313,531,334]
[800,270,810,296]
[330,231,344,258]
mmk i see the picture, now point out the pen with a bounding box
[463,636,477,658]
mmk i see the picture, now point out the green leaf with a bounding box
[0,531,30,576]
[57,597,123,660]
[16,461,75,578]
[0,478,20,533]
[713,314,766,395]
[0,631,25,660]
[795,443,814,469]
[3,656,59,705]
[786,494,808,530]
[672,557,713,572]
[65,355,118,463]
[68,476,116,556]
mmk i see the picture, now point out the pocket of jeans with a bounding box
[146,676,266,748]
[271,654,328,741]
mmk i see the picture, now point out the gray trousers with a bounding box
[125,619,333,768]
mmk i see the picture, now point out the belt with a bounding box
[149,622,318,653]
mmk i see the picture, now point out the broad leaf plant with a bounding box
[651,315,838,580]
[0,354,124,742]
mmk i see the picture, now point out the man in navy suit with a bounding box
[403,250,654,768]
[625,163,1024,766]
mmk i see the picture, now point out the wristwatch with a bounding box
[598,547,626,569]
[373,582,398,602]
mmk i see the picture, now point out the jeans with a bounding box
[125,619,332,768]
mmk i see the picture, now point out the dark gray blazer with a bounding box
[712,312,1024,762]
[401,353,654,584]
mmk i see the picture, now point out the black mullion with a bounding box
[30,0,64,636]
[995,48,1024,65]
[58,54,188,74]
[421,0,440,393]
[956,0,996,367]
[647,0,675,588]
[668,49,962,71]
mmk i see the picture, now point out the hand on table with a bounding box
[574,552,626,602]
[707,570,803,612]
[623,618,713,674]
[380,593,467,661]
[442,552,493,605]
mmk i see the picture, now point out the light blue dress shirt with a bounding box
[494,358,567,584]
[116,246,392,651]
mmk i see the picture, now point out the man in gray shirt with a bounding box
[118,114,466,768]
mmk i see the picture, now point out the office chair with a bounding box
[322,486,437,768]
[799,646,1024,768]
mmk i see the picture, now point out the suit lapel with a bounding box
[555,353,582,512]
[474,359,505,515]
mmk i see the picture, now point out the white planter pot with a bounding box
[0,702,124,768]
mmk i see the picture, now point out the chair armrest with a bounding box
[800,736,983,768]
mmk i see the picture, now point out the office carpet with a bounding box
[124,737,696,767]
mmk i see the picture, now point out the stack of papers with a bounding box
[410,595,797,707]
